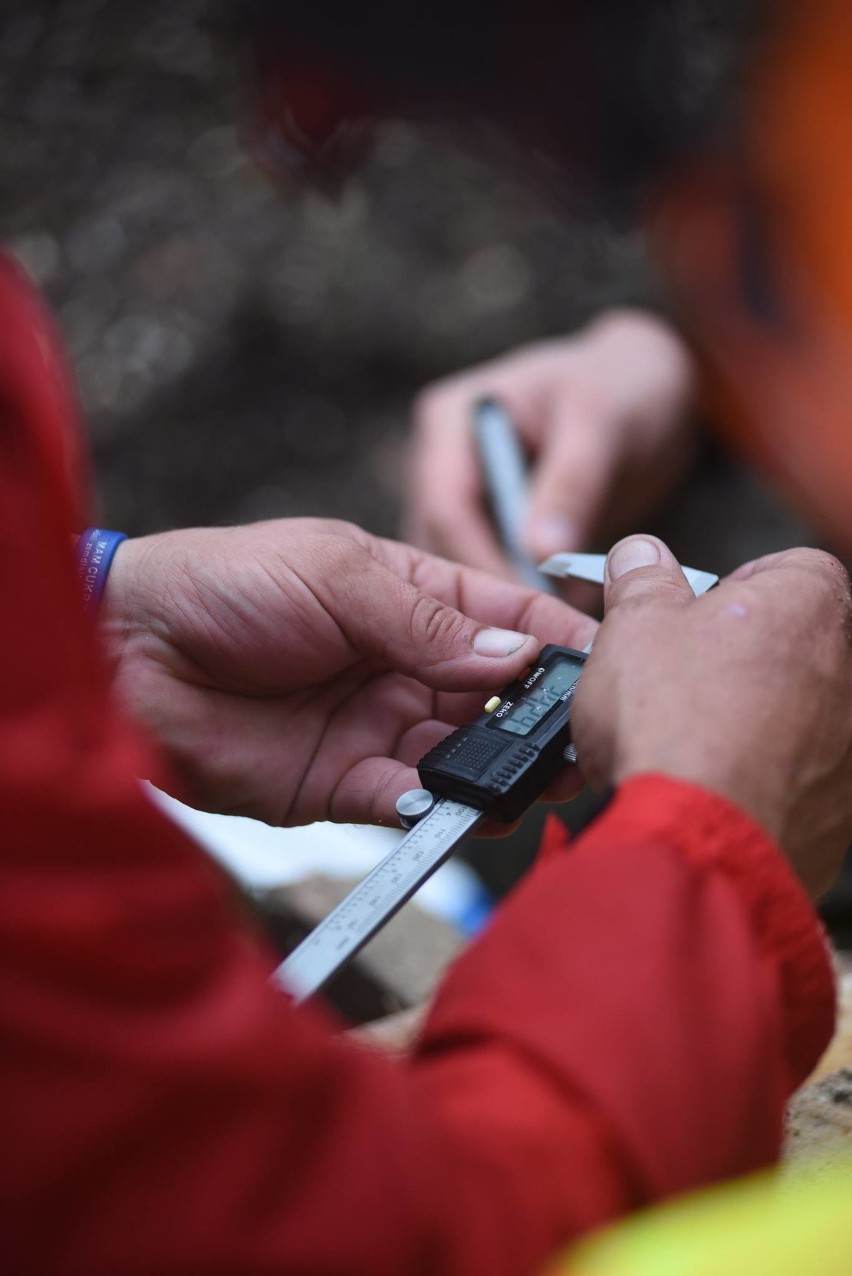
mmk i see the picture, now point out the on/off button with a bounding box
[484,696,501,713]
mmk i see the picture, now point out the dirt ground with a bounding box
[2,0,850,934]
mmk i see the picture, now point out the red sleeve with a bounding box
[0,257,836,1275]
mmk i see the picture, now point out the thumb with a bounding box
[603,534,695,612]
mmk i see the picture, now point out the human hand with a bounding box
[406,309,696,578]
[102,518,597,828]
[571,534,852,898]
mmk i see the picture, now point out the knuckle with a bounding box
[802,551,852,624]
[783,547,849,591]
[318,527,364,573]
[796,546,846,577]
[654,569,695,601]
[408,592,463,651]
[610,570,690,610]
[821,551,851,595]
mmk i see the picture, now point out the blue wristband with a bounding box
[76,528,127,614]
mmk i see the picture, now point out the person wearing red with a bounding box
[2,249,850,1272]
[5,2,852,1274]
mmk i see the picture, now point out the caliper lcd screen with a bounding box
[492,656,583,737]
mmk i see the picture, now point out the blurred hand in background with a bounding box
[406,308,697,578]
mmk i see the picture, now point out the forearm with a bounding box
[416,777,834,1252]
[2,767,832,1274]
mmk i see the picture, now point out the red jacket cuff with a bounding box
[568,775,836,1088]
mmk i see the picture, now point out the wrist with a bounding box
[93,533,150,674]
[76,528,127,614]
[611,752,836,900]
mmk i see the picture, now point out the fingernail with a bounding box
[607,536,661,581]
[473,627,532,657]
[527,514,580,557]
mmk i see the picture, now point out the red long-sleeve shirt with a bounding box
[0,254,836,1274]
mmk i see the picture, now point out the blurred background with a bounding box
[1,0,806,553]
[1,0,659,537]
[2,0,849,945]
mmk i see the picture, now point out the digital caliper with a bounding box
[275,553,718,1004]
[275,642,587,1002]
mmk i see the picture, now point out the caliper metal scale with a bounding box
[276,642,588,1002]
[275,553,718,1004]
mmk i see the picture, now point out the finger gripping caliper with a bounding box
[275,553,717,1004]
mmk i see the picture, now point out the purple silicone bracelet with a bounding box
[76,528,127,614]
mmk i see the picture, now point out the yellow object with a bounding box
[485,696,501,713]
[553,1166,852,1276]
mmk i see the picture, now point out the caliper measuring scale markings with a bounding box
[276,799,484,1002]
[275,555,719,1005]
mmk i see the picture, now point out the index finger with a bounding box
[391,539,600,652]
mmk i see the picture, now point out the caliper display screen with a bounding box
[491,656,583,737]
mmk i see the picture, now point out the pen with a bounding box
[472,397,558,594]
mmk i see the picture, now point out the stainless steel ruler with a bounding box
[274,799,483,1003]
